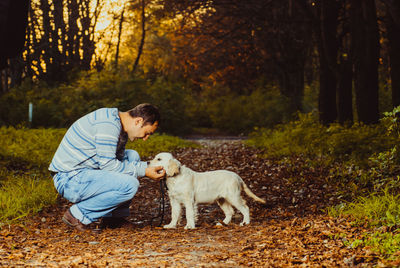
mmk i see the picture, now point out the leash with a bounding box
[150,177,168,227]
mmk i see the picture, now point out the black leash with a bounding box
[150,178,168,227]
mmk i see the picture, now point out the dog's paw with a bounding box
[222,219,231,225]
[184,224,195,230]
[239,221,250,227]
[216,222,223,226]
[163,224,176,229]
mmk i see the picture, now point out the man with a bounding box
[49,103,166,231]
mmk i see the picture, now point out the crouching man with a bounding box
[49,103,166,231]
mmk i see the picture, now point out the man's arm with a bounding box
[94,122,147,177]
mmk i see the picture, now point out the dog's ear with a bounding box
[167,159,181,177]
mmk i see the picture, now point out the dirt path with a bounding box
[0,139,373,267]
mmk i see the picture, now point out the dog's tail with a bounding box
[241,180,266,204]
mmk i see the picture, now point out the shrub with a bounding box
[205,86,292,134]
[328,191,400,258]
[246,112,396,166]
[0,73,299,135]
[329,190,400,228]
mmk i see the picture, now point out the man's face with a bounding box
[127,118,158,142]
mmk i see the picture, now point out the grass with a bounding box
[245,112,395,167]
[328,190,400,228]
[0,168,57,225]
[0,127,197,226]
[246,109,400,261]
[328,191,400,258]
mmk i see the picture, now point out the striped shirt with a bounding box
[49,108,147,178]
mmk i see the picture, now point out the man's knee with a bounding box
[124,176,140,200]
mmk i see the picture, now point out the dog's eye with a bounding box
[157,158,161,161]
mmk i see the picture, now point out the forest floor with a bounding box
[0,139,379,267]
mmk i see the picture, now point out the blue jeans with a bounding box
[53,150,141,225]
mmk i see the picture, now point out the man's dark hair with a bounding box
[116,103,160,161]
[128,103,160,125]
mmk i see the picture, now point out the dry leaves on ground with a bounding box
[0,139,376,267]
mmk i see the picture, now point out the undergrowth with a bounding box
[0,126,197,227]
[328,190,400,259]
[0,168,57,225]
[247,107,400,260]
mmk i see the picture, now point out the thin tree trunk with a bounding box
[132,0,146,73]
[115,5,125,69]
[39,0,53,79]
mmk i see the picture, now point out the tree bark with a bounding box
[115,5,125,69]
[385,3,400,108]
[337,56,353,124]
[350,0,380,124]
[132,0,146,74]
[277,62,305,114]
[317,0,339,125]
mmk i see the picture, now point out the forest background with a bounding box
[2,0,400,262]
[2,0,399,135]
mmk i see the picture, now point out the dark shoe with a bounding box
[62,209,88,232]
[100,217,134,229]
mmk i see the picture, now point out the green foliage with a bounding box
[145,78,192,135]
[128,133,199,158]
[246,112,395,166]
[247,106,400,260]
[363,232,400,256]
[381,105,400,138]
[328,191,400,257]
[0,71,297,135]
[246,112,326,158]
[0,168,58,225]
[0,126,66,171]
[205,86,292,134]
[0,127,197,226]
[0,72,192,134]
[357,106,400,192]
[329,190,400,227]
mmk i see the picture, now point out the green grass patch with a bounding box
[0,126,66,171]
[0,126,197,226]
[246,108,400,261]
[328,191,400,258]
[245,112,395,167]
[0,168,58,225]
[328,190,400,228]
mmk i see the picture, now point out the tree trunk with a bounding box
[0,0,30,70]
[277,61,305,114]
[115,6,125,69]
[80,0,97,70]
[337,56,353,124]
[317,0,339,125]
[350,0,380,124]
[386,4,400,108]
[132,0,146,73]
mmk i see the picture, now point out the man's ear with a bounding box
[134,117,144,126]
[167,159,181,177]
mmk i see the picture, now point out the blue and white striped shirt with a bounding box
[49,108,147,178]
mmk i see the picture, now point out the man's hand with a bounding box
[145,166,166,180]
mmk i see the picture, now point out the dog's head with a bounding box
[148,152,181,177]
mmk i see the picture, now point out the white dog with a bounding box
[148,152,266,229]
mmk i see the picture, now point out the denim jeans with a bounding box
[53,150,141,225]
